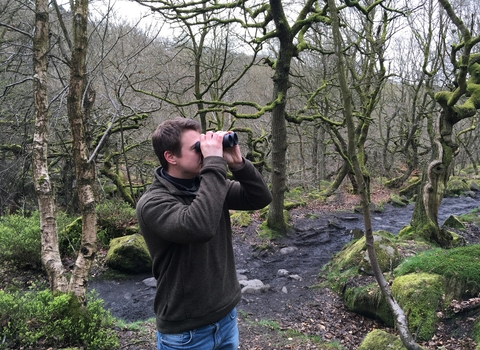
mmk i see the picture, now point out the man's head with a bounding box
[152,118,202,176]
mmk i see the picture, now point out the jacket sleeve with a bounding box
[226,159,272,210]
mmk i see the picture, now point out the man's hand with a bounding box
[222,132,243,170]
[199,131,225,158]
[200,131,244,170]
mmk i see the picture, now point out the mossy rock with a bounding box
[284,200,306,210]
[442,215,466,230]
[446,176,469,196]
[469,180,480,192]
[358,329,411,350]
[398,224,457,246]
[343,282,394,326]
[388,193,409,207]
[395,245,480,299]
[398,180,420,200]
[330,231,401,276]
[391,272,445,341]
[106,233,152,273]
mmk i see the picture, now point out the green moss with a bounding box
[388,193,409,207]
[446,176,469,196]
[230,211,252,227]
[394,245,480,298]
[398,224,437,243]
[473,317,480,346]
[257,220,284,240]
[358,329,410,350]
[343,283,394,326]
[330,232,400,274]
[106,234,151,273]
[442,215,466,230]
[458,208,480,226]
[397,177,421,200]
[322,232,401,292]
[284,187,324,209]
[391,273,445,340]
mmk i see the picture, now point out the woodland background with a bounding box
[1,0,480,348]
[1,0,479,218]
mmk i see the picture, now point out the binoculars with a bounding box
[194,132,238,153]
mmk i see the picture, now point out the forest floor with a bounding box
[93,186,480,350]
[2,187,480,349]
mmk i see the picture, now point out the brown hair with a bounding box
[152,117,201,170]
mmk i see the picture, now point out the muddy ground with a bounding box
[89,192,480,349]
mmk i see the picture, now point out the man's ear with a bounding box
[164,151,177,165]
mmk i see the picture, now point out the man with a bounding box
[136,117,272,349]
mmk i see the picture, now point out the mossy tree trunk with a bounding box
[410,114,456,246]
[266,0,294,234]
[410,0,480,247]
[328,1,423,349]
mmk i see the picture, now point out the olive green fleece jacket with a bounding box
[136,156,272,334]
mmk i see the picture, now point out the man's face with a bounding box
[168,129,202,179]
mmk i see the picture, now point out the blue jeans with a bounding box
[157,308,239,350]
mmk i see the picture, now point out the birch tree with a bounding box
[33,0,68,292]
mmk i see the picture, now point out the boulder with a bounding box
[332,231,401,275]
[105,233,152,273]
[358,329,410,350]
[446,176,469,196]
[442,214,466,230]
[391,272,445,341]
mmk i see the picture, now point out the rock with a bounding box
[331,231,401,276]
[443,215,466,230]
[358,329,407,350]
[392,272,445,341]
[280,246,298,255]
[240,279,270,294]
[388,194,408,207]
[446,176,469,196]
[465,190,477,198]
[143,277,156,288]
[281,286,288,294]
[237,273,248,281]
[277,269,289,277]
[289,274,302,281]
[346,228,364,239]
[470,181,480,192]
[105,233,152,273]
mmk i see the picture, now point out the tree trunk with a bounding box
[266,0,295,234]
[328,0,422,348]
[33,0,68,293]
[409,112,456,247]
[410,0,480,247]
[66,0,97,302]
[268,93,288,233]
[321,161,349,197]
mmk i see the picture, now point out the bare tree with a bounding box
[62,0,99,300]
[383,0,444,189]
[328,0,423,348]
[32,0,69,292]
[408,0,480,246]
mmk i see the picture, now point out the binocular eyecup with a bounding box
[194,132,238,153]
